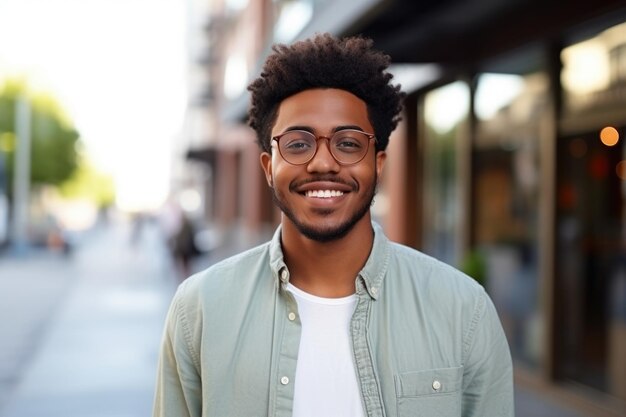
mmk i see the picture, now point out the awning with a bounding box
[186,147,216,165]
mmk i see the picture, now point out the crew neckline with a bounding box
[286,283,357,305]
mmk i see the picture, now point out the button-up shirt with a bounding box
[153,223,514,417]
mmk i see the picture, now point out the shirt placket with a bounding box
[351,277,386,417]
[268,268,301,417]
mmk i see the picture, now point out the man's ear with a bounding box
[375,151,387,179]
[260,152,273,187]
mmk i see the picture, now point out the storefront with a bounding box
[556,21,626,402]
[378,11,626,416]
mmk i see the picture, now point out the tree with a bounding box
[0,79,80,196]
[57,155,115,208]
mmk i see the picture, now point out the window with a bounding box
[421,81,469,266]
[473,71,548,368]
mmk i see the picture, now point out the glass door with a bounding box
[556,128,626,397]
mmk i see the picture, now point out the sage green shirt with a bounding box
[153,223,514,417]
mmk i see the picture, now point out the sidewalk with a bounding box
[0,250,75,411]
[0,220,178,417]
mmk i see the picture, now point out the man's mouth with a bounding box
[305,190,345,198]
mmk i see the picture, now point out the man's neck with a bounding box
[280,216,375,298]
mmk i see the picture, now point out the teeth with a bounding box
[306,190,344,198]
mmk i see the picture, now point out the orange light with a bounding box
[600,126,619,146]
[617,161,626,181]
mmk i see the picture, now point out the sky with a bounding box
[0,0,187,211]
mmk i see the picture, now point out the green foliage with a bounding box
[57,157,115,207]
[461,249,487,287]
[0,79,80,193]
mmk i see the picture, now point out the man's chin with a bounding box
[296,222,354,243]
[308,207,335,217]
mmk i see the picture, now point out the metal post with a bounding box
[11,96,31,254]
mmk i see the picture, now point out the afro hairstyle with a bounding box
[247,33,404,153]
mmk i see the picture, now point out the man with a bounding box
[154,34,514,417]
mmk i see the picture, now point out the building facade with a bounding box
[182,0,626,415]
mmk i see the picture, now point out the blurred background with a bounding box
[0,0,625,416]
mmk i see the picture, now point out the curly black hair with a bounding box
[247,33,404,153]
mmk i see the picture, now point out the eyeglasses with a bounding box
[272,129,376,165]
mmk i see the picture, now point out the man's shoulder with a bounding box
[176,241,272,301]
[205,241,272,274]
[386,241,485,300]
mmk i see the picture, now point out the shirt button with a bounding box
[280,270,288,282]
[288,312,296,321]
[432,380,441,391]
[280,376,289,385]
[371,287,378,295]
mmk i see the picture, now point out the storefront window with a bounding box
[473,72,547,368]
[422,81,469,266]
[558,21,626,400]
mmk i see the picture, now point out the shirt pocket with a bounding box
[394,366,463,417]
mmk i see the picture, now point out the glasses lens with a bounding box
[330,130,370,164]
[278,131,316,164]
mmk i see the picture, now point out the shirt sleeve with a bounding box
[461,289,515,417]
[153,285,202,417]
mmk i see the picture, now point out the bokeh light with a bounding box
[599,126,619,146]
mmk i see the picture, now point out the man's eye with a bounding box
[284,140,312,152]
[336,140,361,148]
[335,138,363,152]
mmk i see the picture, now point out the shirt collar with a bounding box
[358,222,390,300]
[269,225,289,285]
[268,222,390,300]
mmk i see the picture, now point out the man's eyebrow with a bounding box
[332,125,365,133]
[283,125,314,133]
[279,125,366,134]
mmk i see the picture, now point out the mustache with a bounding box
[289,175,358,192]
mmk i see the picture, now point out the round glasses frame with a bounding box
[271,129,377,166]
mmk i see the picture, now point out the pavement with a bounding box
[0,217,605,417]
[0,219,178,417]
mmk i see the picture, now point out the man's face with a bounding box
[260,88,386,242]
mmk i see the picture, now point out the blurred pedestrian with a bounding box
[158,198,199,279]
[154,34,513,417]
[170,213,199,278]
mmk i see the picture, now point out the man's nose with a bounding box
[306,138,340,173]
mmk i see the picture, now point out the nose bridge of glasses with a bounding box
[311,134,337,162]
[315,134,332,149]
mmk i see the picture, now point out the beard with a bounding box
[271,173,377,243]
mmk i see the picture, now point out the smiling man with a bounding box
[153,34,514,417]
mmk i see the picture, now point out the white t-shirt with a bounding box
[287,283,365,417]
